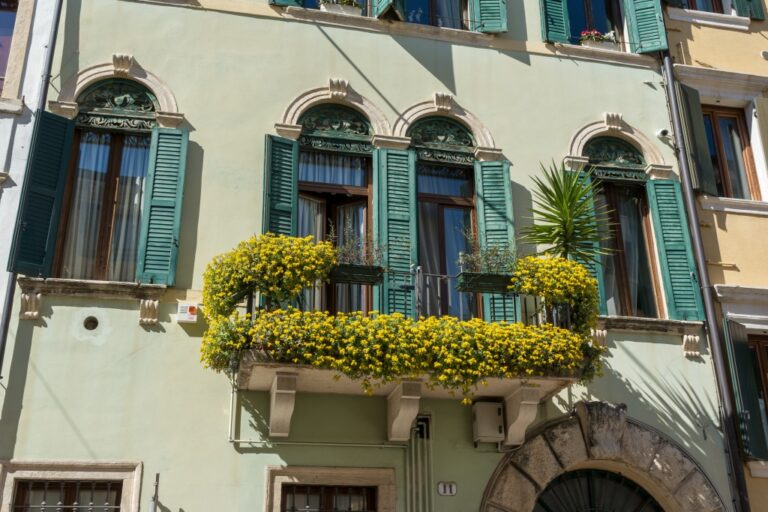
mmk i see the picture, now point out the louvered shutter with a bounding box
[136,128,189,286]
[263,135,298,236]
[574,172,607,316]
[270,0,302,5]
[724,319,768,459]
[373,0,405,20]
[677,83,718,196]
[646,180,704,321]
[540,0,570,43]
[8,110,74,276]
[471,0,508,32]
[378,149,417,317]
[475,160,519,322]
[734,0,765,20]
[624,0,668,53]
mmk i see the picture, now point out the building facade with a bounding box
[0,0,738,510]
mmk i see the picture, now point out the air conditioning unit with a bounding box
[472,401,504,443]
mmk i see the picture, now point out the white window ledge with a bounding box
[715,284,768,304]
[593,316,704,357]
[699,195,768,216]
[674,65,768,104]
[666,7,750,31]
[549,43,656,68]
[17,277,166,325]
[0,97,23,115]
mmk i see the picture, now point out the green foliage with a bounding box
[459,228,516,274]
[520,163,612,262]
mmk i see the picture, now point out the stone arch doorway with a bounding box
[480,402,725,512]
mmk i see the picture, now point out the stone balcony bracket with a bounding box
[269,372,298,438]
[387,381,423,442]
[504,386,542,446]
[597,316,704,358]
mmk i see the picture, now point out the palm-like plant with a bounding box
[520,162,612,263]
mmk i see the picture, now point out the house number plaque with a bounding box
[437,482,457,496]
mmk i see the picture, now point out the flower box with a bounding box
[456,272,513,294]
[319,3,363,15]
[580,40,619,51]
[329,263,384,285]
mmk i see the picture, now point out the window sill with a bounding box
[666,7,750,31]
[549,43,656,68]
[0,96,23,115]
[594,316,704,357]
[17,277,166,325]
[699,195,768,216]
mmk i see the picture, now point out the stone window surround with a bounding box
[0,0,36,114]
[265,466,395,512]
[0,460,143,512]
[666,6,750,31]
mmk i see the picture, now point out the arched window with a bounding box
[584,136,659,318]
[408,117,478,319]
[296,104,374,313]
[534,469,664,511]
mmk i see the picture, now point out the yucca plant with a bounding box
[520,162,613,263]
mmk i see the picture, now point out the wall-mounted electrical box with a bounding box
[177,303,199,323]
[472,401,504,443]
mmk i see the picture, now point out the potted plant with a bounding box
[579,29,618,51]
[456,231,516,293]
[319,0,363,16]
[327,223,385,285]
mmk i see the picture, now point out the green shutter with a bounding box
[8,110,74,276]
[470,0,508,33]
[136,128,189,286]
[540,0,570,43]
[270,0,302,7]
[677,83,718,196]
[724,319,768,460]
[646,180,704,321]
[263,135,298,236]
[378,148,417,317]
[624,0,668,53]
[734,0,765,20]
[475,160,519,322]
[575,172,607,316]
[373,0,405,20]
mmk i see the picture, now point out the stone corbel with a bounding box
[270,372,298,437]
[156,112,185,128]
[504,386,541,446]
[387,380,421,442]
[563,155,590,172]
[682,334,700,357]
[48,101,79,120]
[112,53,136,77]
[591,328,608,347]
[645,164,676,181]
[474,147,504,162]
[434,92,453,112]
[329,78,349,100]
[372,135,410,150]
[274,123,303,140]
[139,299,159,325]
[603,112,624,130]
[0,171,9,185]
[19,291,41,320]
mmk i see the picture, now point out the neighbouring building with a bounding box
[664,0,768,506]
[0,0,737,510]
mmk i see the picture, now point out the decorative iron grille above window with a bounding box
[75,78,159,131]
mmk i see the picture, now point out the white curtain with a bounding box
[298,195,325,310]
[108,135,150,282]
[60,132,111,280]
[299,151,366,187]
[335,203,366,312]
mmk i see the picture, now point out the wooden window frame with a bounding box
[702,105,761,201]
[682,0,724,13]
[280,484,377,512]
[599,181,662,318]
[54,129,151,281]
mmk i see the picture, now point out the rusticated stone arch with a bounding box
[481,402,725,512]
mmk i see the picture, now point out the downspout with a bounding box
[0,0,65,380]
[661,52,751,512]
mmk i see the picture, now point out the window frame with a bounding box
[280,484,377,512]
[702,105,761,201]
[748,335,768,412]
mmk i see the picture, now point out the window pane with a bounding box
[752,345,768,452]
[434,0,462,28]
[335,202,366,312]
[60,132,112,280]
[299,151,366,187]
[299,195,326,311]
[443,206,475,319]
[0,3,17,92]
[405,0,431,24]
[13,480,122,510]
[718,117,751,200]
[596,190,621,316]
[703,116,726,197]
[108,135,151,282]
[418,202,442,317]
[417,164,472,196]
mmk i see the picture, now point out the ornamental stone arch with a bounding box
[564,113,674,180]
[276,78,392,143]
[480,402,725,512]
[49,54,184,128]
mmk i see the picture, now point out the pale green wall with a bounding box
[0,0,733,510]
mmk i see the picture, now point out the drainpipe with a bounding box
[0,0,65,380]
[661,52,750,512]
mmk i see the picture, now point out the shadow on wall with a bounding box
[57,0,81,95]
[696,206,730,286]
[0,319,36,458]
[174,141,204,290]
